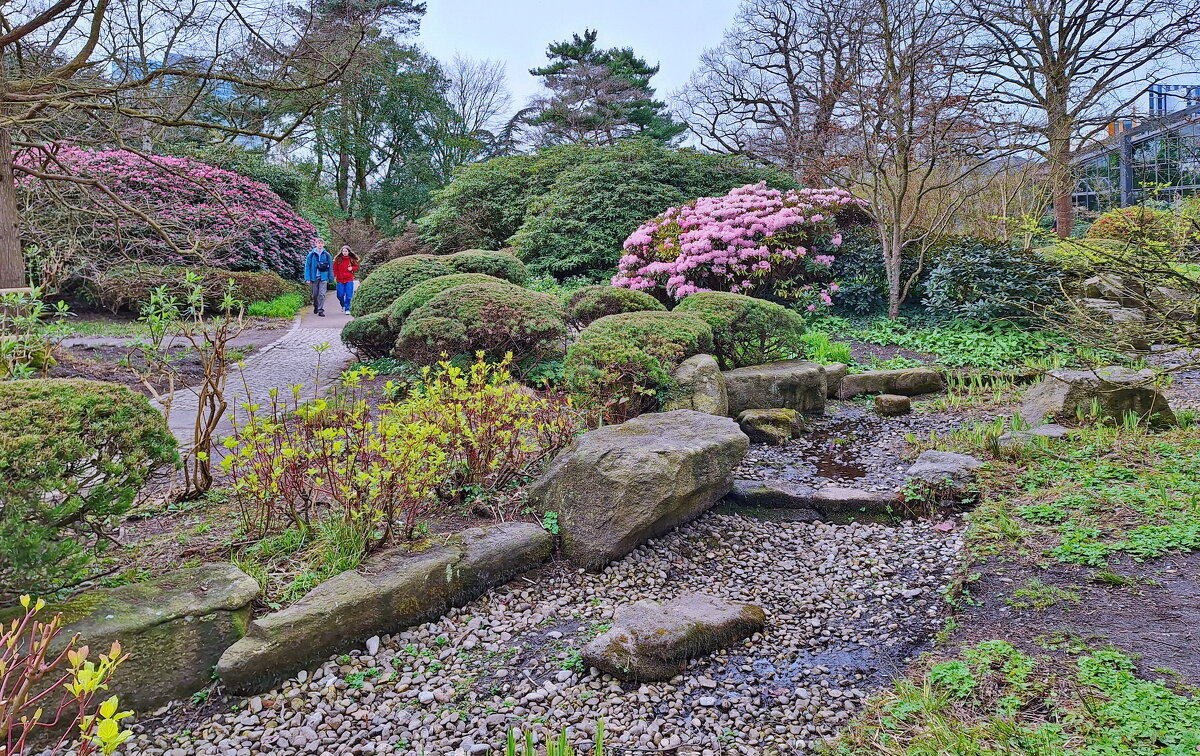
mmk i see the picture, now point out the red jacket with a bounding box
[333,255,359,283]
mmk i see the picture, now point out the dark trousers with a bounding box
[310,280,327,314]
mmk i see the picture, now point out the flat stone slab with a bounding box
[726,479,896,519]
[722,360,827,416]
[583,593,765,681]
[836,368,944,399]
[528,410,748,570]
[217,523,552,694]
[7,563,259,713]
[823,363,849,398]
[997,423,1074,450]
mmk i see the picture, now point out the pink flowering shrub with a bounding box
[18,146,318,279]
[613,183,865,307]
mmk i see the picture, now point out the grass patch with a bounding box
[56,317,145,338]
[246,292,304,318]
[1006,579,1081,611]
[839,641,1200,755]
[232,517,367,608]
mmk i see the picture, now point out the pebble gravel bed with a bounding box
[735,403,996,492]
[131,512,963,756]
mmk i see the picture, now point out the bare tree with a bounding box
[676,0,863,182]
[831,0,1005,317]
[959,0,1200,238]
[427,55,513,173]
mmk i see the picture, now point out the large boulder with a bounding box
[737,408,805,445]
[218,523,552,694]
[15,564,259,713]
[722,360,827,416]
[836,368,944,399]
[583,593,765,681]
[662,354,728,416]
[1020,367,1175,426]
[905,451,984,507]
[527,410,748,570]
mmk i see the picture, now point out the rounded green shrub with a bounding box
[564,310,713,420]
[349,254,453,317]
[565,285,666,328]
[0,379,178,597]
[445,249,528,285]
[340,311,396,359]
[386,273,505,326]
[921,237,1061,320]
[1086,206,1182,247]
[675,291,805,369]
[395,282,568,366]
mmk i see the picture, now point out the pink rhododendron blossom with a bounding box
[613,183,863,308]
[17,145,318,279]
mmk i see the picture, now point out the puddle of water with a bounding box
[803,427,869,480]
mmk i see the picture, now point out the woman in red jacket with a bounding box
[333,246,360,315]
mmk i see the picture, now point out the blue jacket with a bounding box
[305,249,334,282]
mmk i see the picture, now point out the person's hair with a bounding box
[339,245,359,262]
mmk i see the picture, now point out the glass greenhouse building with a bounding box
[1074,102,1200,210]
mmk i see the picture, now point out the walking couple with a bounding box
[305,240,359,316]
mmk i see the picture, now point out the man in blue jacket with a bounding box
[304,239,334,317]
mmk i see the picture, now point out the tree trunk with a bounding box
[0,127,25,290]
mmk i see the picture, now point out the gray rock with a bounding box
[8,564,259,713]
[836,368,944,399]
[737,408,805,445]
[661,354,728,416]
[726,479,818,509]
[722,360,827,416]
[905,451,984,506]
[810,486,898,515]
[1020,367,1175,427]
[527,411,748,570]
[217,523,552,694]
[1076,299,1151,350]
[823,363,849,398]
[997,423,1074,451]
[874,394,911,416]
[582,593,765,681]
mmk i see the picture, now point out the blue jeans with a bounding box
[336,281,354,311]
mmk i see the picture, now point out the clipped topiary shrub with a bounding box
[675,291,806,369]
[564,310,713,421]
[445,249,529,285]
[395,282,568,367]
[922,237,1062,320]
[565,285,666,328]
[1086,206,1182,247]
[341,311,396,360]
[350,254,454,317]
[0,379,178,598]
[386,273,505,326]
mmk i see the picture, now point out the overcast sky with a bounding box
[417,0,742,112]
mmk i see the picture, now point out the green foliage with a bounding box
[0,379,178,598]
[1086,206,1183,248]
[564,310,712,421]
[675,291,805,369]
[247,292,304,318]
[564,285,665,328]
[506,721,604,756]
[233,518,368,607]
[0,287,71,379]
[417,140,795,278]
[850,318,1071,370]
[1034,237,1132,272]
[828,225,904,315]
[340,311,396,359]
[350,254,453,316]
[922,238,1062,320]
[1006,579,1081,610]
[89,264,297,313]
[800,330,853,365]
[444,250,529,285]
[386,273,504,326]
[395,282,568,367]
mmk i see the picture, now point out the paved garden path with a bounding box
[163,309,355,446]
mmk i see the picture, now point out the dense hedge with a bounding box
[564,310,713,420]
[90,264,299,313]
[395,282,568,366]
[417,139,796,280]
[0,379,178,597]
[351,250,528,317]
[565,285,666,328]
[922,238,1061,320]
[444,250,528,284]
[675,292,806,369]
[386,273,505,326]
[340,310,395,360]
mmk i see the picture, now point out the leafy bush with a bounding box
[614,183,864,306]
[1086,206,1182,247]
[386,273,505,326]
[395,282,568,367]
[799,330,853,365]
[1034,237,1133,272]
[340,311,395,360]
[247,292,305,318]
[445,249,529,284]
[18,147,318,278]
[675,291,805,369]
[564,285,666,328]
[417,139,797,279]
[89,264,297,313]
[0,380,178,597]
[564,310,713,421]
[349,254,453,317]
[828,225,894,315]
[163,143,306,207]
[851,318,1070,370]
[922,237,1062,320]
[0,288,71,379]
